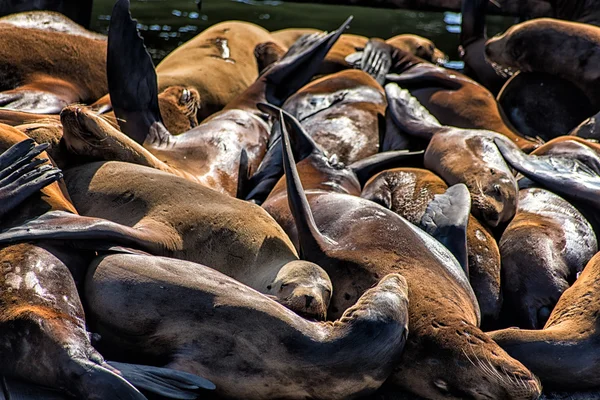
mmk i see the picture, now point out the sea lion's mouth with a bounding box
[488,60,516,78]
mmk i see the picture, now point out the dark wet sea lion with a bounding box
[361,167,502,326]
[489,251,600,390]
[499,187,597,329]
[156,21,287,121]
[263,109,541,400]
[497,72,596,141]
[377,41,539,152]
[485,18,600,106]
[551,0,600,26]
[283,69,386,164]
[385,84,519,227]
[85,253,409,399]
[0,23,106,113]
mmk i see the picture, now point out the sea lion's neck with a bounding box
[390,50,425,75]
[223,76,269,114]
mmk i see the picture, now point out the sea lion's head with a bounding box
[387,34,448,65]
[390,320,542,400]
[269,260,332,321]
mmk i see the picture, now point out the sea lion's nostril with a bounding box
[305,295,314,308]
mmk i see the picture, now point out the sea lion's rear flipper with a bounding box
[0,81,78,114]
[0,211,164,254]
[420,184,471,275]
[265,16,353,105]
[243,103,321,203]
[385,65,462,91]
[494,137,600,208]
[349,150,424,187]
[107,0,170,145]
[0,140,63,219]
[280,110,334,261]
[384,83,443,141]
[358,39,393,85]
[108,361,215,399]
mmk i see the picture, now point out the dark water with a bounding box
[90,0,515,63]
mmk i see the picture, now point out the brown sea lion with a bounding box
[368,40,540,152]
[385,84,519,227]
[85,254,410,399]
[262,109,541,400]
[0,10,104,39]
[499,186,597,329]
[156,21,287,121]
[0,23,107,113]
[0,131,210,399]
[282,69,387,164]
[67,1,353,196]
[489,251,600,390]
[485,18,600,106]
[360,167,502,326]
[0,1,94,29]
[386,34,447,65]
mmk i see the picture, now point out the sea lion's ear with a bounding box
[264,16,353,106]
[384,83,442,141]
[108,361,215,397]
[420,183,471,276]
[108,0,169,145]
[495,137,600,208]
[280,110,332,261]
[349,150,424,188]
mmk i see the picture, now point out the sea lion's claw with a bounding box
[360,39,393,85]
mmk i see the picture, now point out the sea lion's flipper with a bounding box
[359,39,393,85]
[385,83,442,141]
[236,149,250,199]
[0,140,63,219]
[265,16,353,105]
[108,0,169,145]
[108,361,215,399]
[420,184,471,275]
[460,0,487,46]
[494,137,600,208]
[385,66,462,91]
[569,110,600,140]
[244,104,321,203]
[349,150,424,187]
[0,84,77,114]
[280,110,333,260]
[0,211,164,254]
[69,359,148,400]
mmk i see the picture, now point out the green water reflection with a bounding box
[90,0,514,63]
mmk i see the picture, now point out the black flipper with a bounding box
[108,361,215,400]
[108,0,169,145]
[385,65,463,91]
[244,103,321,203]
[0,140,63,220]
[385,83,443,140]
[0,211,165,254]
[494,137,600,208]
[236,149,250,199]
[265,16,353,105]
[280,110,333,260]
[420,184,471,276]
[460,0,487,47]
[359,39,393,86]
[349,150,424,187]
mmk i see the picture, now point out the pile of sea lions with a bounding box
[3,0,600,398]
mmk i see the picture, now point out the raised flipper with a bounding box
[494,137,600,208]
[359,39,393,85]
[244,103,322,203]
[280,110,335,261]
[349,150,424,187]
[107,0,167,145]
[385,64,463,91]
[0,140,63,219]
[385,83,443,141]
[420,184,471,275]
[0,210,166,254]
[108,361,215,399]
[264,16,353,106]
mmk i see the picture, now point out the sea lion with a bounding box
[0,10,104,39]
[360,167,502,326]
[362,39,540,152]
[282,69,387,164]
[385,84,519,227]
[485,18,600,106]
[0,23,107,113]
[386,34,447,65]
[531,135,600,174]
[0,0,93,29]
[551,0,600,26]
[85,254,410,399]
[489,251,600,390]
[499,186,597,329]
[155,21,287,121]
[497,72,596,141]
[262,109,541,400]
[63,0,352,196]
